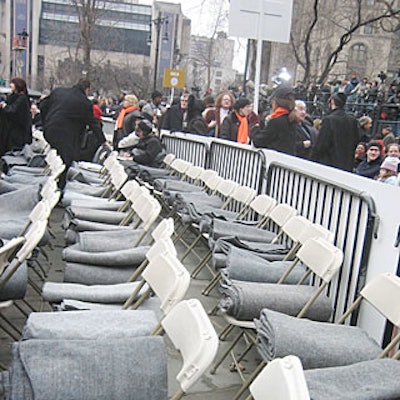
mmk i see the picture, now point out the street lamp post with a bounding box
[147,12,169,92]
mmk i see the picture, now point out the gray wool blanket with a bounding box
[220,246,307,284]
[305,358,400,400]
[0,180,19,194]
[0,186,40,219]
[69,197,124,211]
[9,336,167,400]
[0,371,9,400]
[66,166,104,185]
[0,262,27,301]
[64,206,129,225]
[255,309,382,369]
[64,180,105,194]
[63,262,140,285]
[3,174,48,186]
[77,228,147,251]
[64,218,136,233]
[58,296,162,315]
[212,238,289,267]
[61,191,107,207]
[166,190,223,211]
[210,219,276,242]
[219,279,333,322]
[62,244,149,266]
[41,281,148,304]
[22,310,158,340]
[154,179,204,193]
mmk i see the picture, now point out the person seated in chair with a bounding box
[123,119,165,167]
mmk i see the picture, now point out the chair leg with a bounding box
[0,313,21,339]
[191,251,212,278]
[210,329,244,375]
[232,361,266,400]
[180,233,203,262]
[202,273,220,296]
[169,388,185,400]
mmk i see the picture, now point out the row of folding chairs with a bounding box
[143,153,400,400]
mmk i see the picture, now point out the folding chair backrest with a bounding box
[44,189,61,211]
[297,223,334,245]
[28,201,51,225]
[0,237,25,276]
[142,252,190,314]
[151,218,174,241]
[135,194,161,231]
[185,165,204,181]
[250,356,310,400]
[215,179,239,199]
[205,175,224,192]
[110,165,128,190]
[44,149,57,165]
[16,220,48,263]
[146,237,177,263]
[269,204,298,228]
[360,273,400,328]
[250,194,277,218]
[170,159,192,176]
[49,157,65,178]
[231,185,257,205]
[281,216,312,243]
[198,169,218,187]
[120,180,139,200]
[102,151,118,171]
[162,153,176,168]
[296,237,343,284]
[161,299,219,394]
[40,178,58,199]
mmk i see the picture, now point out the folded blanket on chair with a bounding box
[210,219,276,242]
[64,263,139,285]
[65,218,135,233]
[3,174,48,186]
[305,358,400,400]
[255,309,382,369]
[212,237,289,264]
[10,336,167,400]
[220,246,306,284]
[0,262,27,301]
[0,186,40,219]
[62,243,149,266]
[22,310,158,340]
[64,206,129,225]
[153,179,203,193]
[219,279,332,321]
[41,281,148,304]
[64,180,105,195]
[77,228,147,251]
[0,180,19,194]
[66,166,104,185]
[69,197,124,211]
[0,371,10,400]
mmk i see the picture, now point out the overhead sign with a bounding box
[229,0,293,43]
[163,69,185,89]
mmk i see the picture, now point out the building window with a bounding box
[215,79,221,85]
[364,23,374,34]
[349,43,367,64]
[216,70,222,77]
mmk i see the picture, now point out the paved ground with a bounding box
[0,205,262,399]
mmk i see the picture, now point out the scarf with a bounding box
[235,111,249,144]
[270,106,289,119]
[116,106,137,129]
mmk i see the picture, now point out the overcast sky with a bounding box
[140,0,246,72]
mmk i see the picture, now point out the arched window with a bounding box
[349,43,367,64]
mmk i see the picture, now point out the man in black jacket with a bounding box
[311,93,359,171]
[40,79,105,188]
[161,93,188,132]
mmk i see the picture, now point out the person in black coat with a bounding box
[161,93,189,132]
[130,119,164,167]
[251,84,298,155]
[40,78,105,188]
[187,95,209,136]
[311,93,360,171]
[0,77,32,157]
[354,141,384,179]
[294,100,318,159]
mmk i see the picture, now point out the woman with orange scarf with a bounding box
[220,98,253,143]
[112,94,139,149]
[251,84,298,155]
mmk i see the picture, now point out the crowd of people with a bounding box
[0,76,399,188]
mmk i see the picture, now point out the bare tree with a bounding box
[290,0,400,83]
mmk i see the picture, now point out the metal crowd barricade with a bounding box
[265,162,378,323]
[208,139,265,193]
[160,131,210,167]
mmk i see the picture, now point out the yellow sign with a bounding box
[163,69,185,88]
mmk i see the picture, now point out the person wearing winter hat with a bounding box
[128,119,164,167]
[354,141,384,179]
[377,156,399,185]
[250,84,298,154]
[311,91,359,171]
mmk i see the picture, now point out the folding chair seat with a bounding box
[210,237,343,382]
[161,298,219,400]
[233,272,400,399]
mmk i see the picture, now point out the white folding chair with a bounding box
[161,298,219,400]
